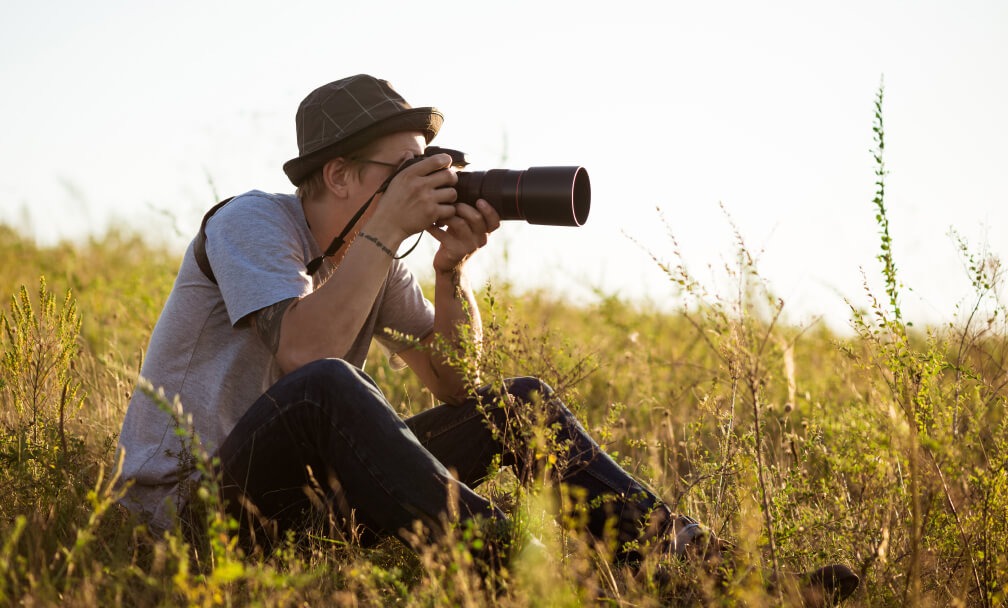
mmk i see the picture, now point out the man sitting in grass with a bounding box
[114,74,858,605]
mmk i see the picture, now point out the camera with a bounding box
[398,147,590,227]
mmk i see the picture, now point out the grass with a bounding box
[1,86,1006,606]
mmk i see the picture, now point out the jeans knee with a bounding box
[298,357,354,376]
[295,358,369,388]
[504,376,553,403]
[286,358,384,415]
[477,377,559,432]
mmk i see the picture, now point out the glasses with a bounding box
[350,157,400,169]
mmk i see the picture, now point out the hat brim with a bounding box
[283,107,443,186]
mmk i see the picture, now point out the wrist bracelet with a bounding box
[358,231,393,257]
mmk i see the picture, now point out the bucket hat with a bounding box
[282,74,443,185]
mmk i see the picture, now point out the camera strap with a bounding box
[304,170,423,275]
[304,189,377,275]
[304,148,466,273]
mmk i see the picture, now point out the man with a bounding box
[115,74,857,603]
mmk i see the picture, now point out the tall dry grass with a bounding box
[1,86,1005,606]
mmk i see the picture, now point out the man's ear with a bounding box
[322,157,351,198]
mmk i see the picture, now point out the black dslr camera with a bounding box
[398,147,590,227]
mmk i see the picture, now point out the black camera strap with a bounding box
[302,148,464,274]
[304,167,425,275]
[304,187,379,275]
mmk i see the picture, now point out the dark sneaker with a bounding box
[616,506,858,605]
[798,564,860,606]
[770,563,860,606]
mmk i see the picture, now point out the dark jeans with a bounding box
[210,358,666,556]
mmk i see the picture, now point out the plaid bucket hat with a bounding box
[282,74,443,186]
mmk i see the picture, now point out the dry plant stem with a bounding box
[980,460,1005,608]
[950,232,1005,438]
[905,389,922,607]
[952,290,984,437]
[58,376,71,459]
[716,378,739,515]
[738,248,786,586]
[925,449,985,602]
[749,376,779,583]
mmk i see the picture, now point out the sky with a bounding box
[2,1,1006,331]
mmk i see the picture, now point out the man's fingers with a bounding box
[474,199,501,232]
[434,202,457,222]
[451,202,488,234]
[401,153,453,175]
[424,224,451,244]
[426,215,486,248]
[398,154,458,189]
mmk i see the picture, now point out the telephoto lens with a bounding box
[454,166,591,227]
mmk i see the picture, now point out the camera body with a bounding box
[399,147,590,227]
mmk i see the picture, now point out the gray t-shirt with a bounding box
[115,190,434,530]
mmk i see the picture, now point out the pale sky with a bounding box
[2,1,1006,330]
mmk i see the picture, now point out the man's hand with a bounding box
[368,153,460,242]
[426,198,502,275]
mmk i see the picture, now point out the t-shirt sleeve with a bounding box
[204,194,313,327]
[373,260,435,360]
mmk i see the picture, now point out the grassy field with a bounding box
[1,91,1006,606]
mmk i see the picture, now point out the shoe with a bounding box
[798,564,860,606]
[618,507,859,605]
[662,516,858,605]
[770,563,860,606]
[647,516,858,606]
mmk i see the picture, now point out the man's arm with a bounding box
[399,199,499,405]
[397,267,482,404]
[271,236,399,372]
[254,297,297,354]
